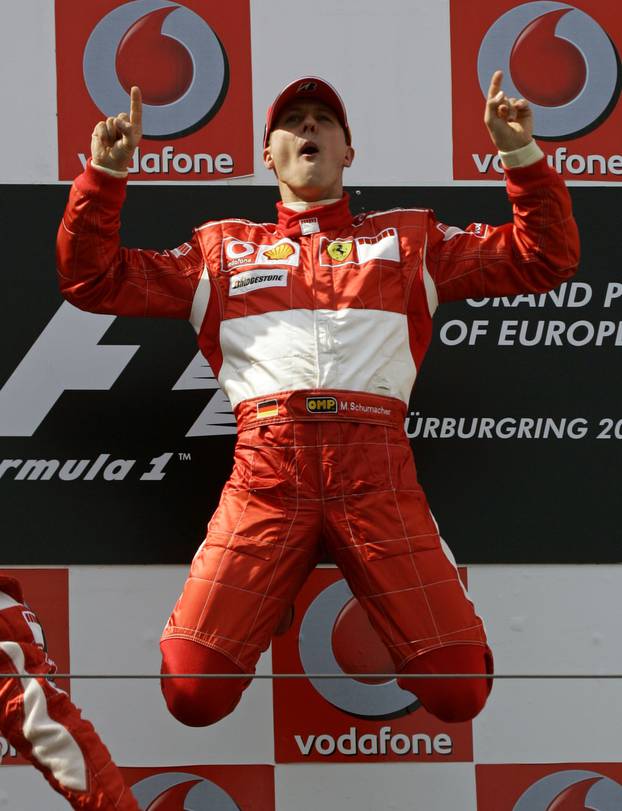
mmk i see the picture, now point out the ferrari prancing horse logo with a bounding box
[327,240,353,262]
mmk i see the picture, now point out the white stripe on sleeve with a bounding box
[189,264,211,334]
[0,642,87,792]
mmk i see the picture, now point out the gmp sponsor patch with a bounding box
[305,396,338,414]
[229,268,288,296]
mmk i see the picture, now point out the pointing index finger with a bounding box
[129,86,142,127]
[487,70,503,100]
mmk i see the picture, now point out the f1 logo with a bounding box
[0,304,235,437]
[0,304,137,437]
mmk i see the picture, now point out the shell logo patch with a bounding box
[327,240,353,262]
[264,243,295,261]
[256,239,300,266]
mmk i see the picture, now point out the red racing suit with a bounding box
[0,576,138,810]
[57,157,579,675]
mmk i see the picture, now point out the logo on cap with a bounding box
[297,81,318,93]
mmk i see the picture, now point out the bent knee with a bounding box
[398,643,493,723]
[160,639,249,727]
[161,676,243,727]
[421,681,489,723]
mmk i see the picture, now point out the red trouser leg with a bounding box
[397,644,493,723]
[160,638,250,727]
[0,642,138,811]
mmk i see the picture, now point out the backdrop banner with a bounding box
[0,184,617,564]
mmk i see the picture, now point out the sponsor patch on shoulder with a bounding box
[230,268,288,296]
[437,222,488,240]
[170,242,194,258]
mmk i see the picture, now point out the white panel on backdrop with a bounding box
[275,762,477,811]
[0,768,70,811]
[251,0,453,186]
[0,0,57,183]
[469,565,622,762]
[69,566,275,765]
[0,0,452,184]
[5,564,622,807]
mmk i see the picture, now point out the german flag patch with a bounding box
[256,399,279,419]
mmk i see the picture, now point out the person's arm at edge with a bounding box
[424,71,580,303]
[56,87,206,319]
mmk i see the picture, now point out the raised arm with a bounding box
[56,87,206,319]
[425,71,580,303]
[92,85,143,175]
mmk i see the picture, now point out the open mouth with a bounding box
[299,141,319,156]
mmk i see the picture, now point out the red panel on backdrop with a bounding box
[476,763,622,809]
[0,568,70,767]
[272,567,474,763]
[121,765,275,811]
[55,0,253,181]
[450,0,622,181]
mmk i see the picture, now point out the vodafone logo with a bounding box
[83,0,228,139]
[513,769,622,809]
[226,240,255,259]
[478,2,620,139]
[298,578,418,718]
[131,772,240,809]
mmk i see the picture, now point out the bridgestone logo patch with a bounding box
[229,268,288,296]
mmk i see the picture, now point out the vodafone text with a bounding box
[78,147,234,176]
[473,149,622,177]
[294,726,453,757]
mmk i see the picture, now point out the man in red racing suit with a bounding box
[56,74,579,726]
[0,576,138,810]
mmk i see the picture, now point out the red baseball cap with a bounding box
[263,77,351,148]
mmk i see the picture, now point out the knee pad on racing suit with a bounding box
[160,638,250,727]
[0,576,138,811]
[397,644,493,723]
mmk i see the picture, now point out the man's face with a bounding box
[263,100,354,202]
